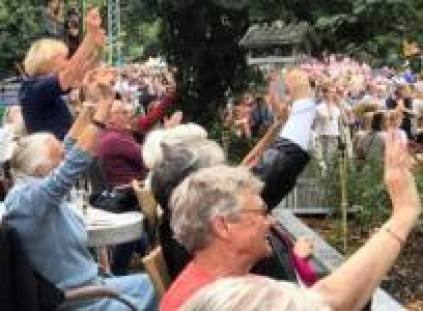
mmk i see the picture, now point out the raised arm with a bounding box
[35,69,115,206]
[240,120,284,168]
[58,7,105,91]
[313,129,421,311]
[135,85,176,133]
[241,75,290,168]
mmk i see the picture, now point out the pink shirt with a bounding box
[160,261,217,311]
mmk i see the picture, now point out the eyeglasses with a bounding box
[238,208,269,217]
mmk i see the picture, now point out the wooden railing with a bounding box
[273,208,405,311]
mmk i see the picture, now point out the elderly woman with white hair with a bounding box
[4,75,156,310]
[19,7,104,140]
[163,127,420,311]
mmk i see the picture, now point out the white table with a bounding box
[84,207,144,248]
[83,207,145,273]
[0,204,144,247]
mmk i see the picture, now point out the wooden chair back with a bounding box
[141,246,170,298]
[132,180,158,227]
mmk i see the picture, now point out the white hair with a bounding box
[142,123,208,169]
[180,276,331,311]
[170,165,263,253]
[149,137,225,208]
[10,133,56,179]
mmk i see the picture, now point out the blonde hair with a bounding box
[24,38,68,76]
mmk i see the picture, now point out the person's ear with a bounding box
[210,216,232,241]
[34,162,50,177]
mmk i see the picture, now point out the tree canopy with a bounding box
[1,0,423,120]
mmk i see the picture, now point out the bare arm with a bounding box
[240,120,284,168]
[76,70,116,155]
[58,8,105,91]
[67,106,94,140]
[313,130,421,311]
[241,75,289,167]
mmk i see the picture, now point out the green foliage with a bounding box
[347,159,390,231]
[321,155,423,233]
[120,0,162,61]
[158,0,252,125]
[2,0,423,120]
[157,0,423,124]
[309,155,384,226]
[0,0,43,76]
[207,115,257,164]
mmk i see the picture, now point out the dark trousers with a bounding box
[111,234,149,276]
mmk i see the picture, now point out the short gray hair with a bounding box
[10,133,56,179]
[150,138,225,209]
[142,123,208,169]
[180,276,331,311]
[170,165,263,253]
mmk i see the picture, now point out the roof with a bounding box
[239,21,310,48]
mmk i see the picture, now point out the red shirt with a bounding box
[160,261,217,311]
[97,129,146,187]
[137,95,175,133]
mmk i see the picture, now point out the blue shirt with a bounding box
[19,74,73,140]
[4,138,98,290]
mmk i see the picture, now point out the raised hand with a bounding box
[384,129,420,218]
[86,7,102,31]
[92,28,106,47]
[164,111,183,129]
[293,237,314,259]
[83,67,117,103]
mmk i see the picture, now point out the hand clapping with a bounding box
[83,67,117,104]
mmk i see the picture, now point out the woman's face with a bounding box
[109,100,135,130]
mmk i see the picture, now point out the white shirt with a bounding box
[314,102,341,137]
[280,98,316,151]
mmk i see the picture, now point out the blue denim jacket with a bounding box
[4,137,99,290]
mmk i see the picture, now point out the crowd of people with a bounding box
[227,54,423,172]
[0,6,422,311]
